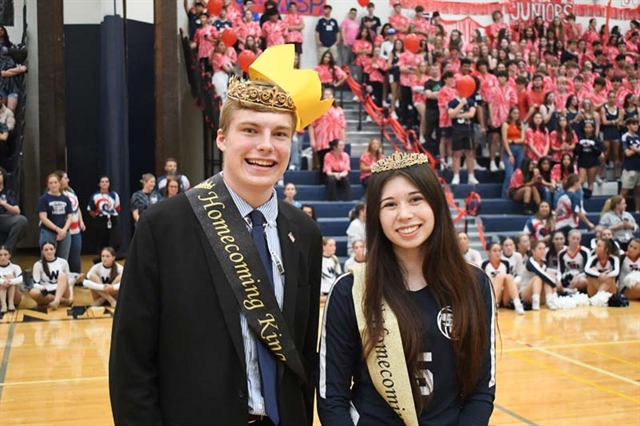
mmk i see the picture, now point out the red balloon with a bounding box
[456,75,476,98]
[357,0,369,7]
[207,0,223,16]
[404,34,420,54]
[221,28,237,47]
[238,50,257,73]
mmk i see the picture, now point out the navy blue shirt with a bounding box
[213,19,233,32]
[0,187,16,215]
[622,131,640,171]
[316,17,339,47]
[37,193,72,229]
[318,269,496,425]
[448,97,477,135]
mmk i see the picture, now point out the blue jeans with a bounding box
[68,232,83,273]
[502,144,524,198]
[39,228,71,261]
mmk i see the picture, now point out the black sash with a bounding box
[185,174,307,383]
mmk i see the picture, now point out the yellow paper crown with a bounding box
[243,44,333,131]
[371,152,430,174]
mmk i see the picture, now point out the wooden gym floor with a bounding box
[0,256,638,425]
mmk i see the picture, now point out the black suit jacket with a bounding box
[109,191,322,426]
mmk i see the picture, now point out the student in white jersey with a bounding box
[458,231,483,266]
[83,246,123,308]
[29,241,71,310]
[520,240,560,310]
[321,237,342,299]
[502,237,524,284]
[619,238,640,300]
[0,246,22,312]
[481,243,525,314]
[585,238,620,297]
[343,239,366,273]
[557,229,590,293]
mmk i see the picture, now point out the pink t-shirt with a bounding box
[314,64,347,85]
[438,86,457,128]
[398,51,421,87]
[312,107,346,152]
[352,40,373,67]
[359,152,383,181]
[340,18,360,46]
[488,84,517,127]
[364,57,388,83]
[262,20,288,48]
[323,151,351,174]
[285,13,304,43]
[549,130,578,163]
[526,127,550,161]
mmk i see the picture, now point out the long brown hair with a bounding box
[363,163,488,411]
[101,246,119,283]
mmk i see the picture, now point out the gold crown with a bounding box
[231,44,332,131]
[227,76,295,114]
[194,179,215,190]
[371,152,430,174]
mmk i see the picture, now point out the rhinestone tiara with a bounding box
[371,152,430,174]
[227,75,295,113]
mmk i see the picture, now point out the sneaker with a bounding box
[352,95,359,102]
[288,165,296,171]
[468,175,480,185]
[382,100,390,107]
[514,302,525,315]
[490,161,499,172]
[451,175,460,185]
[546,293,558,310]
[473,163,486,171]
[446,157,453,168]
[365,115,372,123]
[532,298,541,311]
[439,162,446,172]
[419,135,426,144]
[391,111,398,119]
[499,161,505,170]
[595,175,603,185]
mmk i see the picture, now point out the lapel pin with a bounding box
[288,232,295,243]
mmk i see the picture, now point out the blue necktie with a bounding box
[249,210,280,425]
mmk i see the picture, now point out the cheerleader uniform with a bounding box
[82,262,124,292]
[545,246,565,276]
[318,270,496,425]
[601,104,621,141]
[520,257,556,293]
[619,254,640,292]
[502,251,524,284]
[0,262,22,287]
[557,246,590,287]
[481,259,510,280]
[584,254,620,282]
[523,216,551,241]
[32,257,70,294]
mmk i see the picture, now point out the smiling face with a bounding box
[42,243,57,262]
[379,175,434,258]
[216,108,293,207]
[143,177,156,192]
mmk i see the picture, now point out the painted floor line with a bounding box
[534,346,640,387]
[0,375,108,387]
[0,321,16,402]
[501,339,640,353]
[494,403,538,426]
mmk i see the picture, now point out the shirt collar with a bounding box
[221,172,279,227]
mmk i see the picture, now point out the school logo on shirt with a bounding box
[49,201,67,215]
[437,306,453,340]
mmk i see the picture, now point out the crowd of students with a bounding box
[458,194,640,312]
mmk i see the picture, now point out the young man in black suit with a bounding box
[109,45,332,426]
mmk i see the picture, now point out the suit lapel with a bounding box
[195,229,246,368]
[276,203,301,328]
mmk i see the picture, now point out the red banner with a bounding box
[234,0,326,16]
[508,0,574,24]
[390,0,640,21]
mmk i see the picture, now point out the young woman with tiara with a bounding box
[0,245,21,313]
[29,241,71,310]
[318,152,495,425]
[83,246,123,308]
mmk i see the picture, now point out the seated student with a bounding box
[514,232,531,266]
[481,242,525,314]
[323,139,352,201]
[619,238,640,300]
[301,204,317,221]
[590,224,605,251]
[29,241,71,310]
[283,182,302,208]
[82,247,123,308]
[457,231,482,266]
[545,231,566,276]
[343,240,366,273]
[520,240,560,310]
[359,137,383,189]
[557,229,590,293]
[507,157,542,215]
[0,166,27,255]
[600,227,623,254]
[599,195,638,251]
[321,237,342,300]
[346,203,366,257]
[523,200,555,243]
[502,237,524,284]
[0,245,21,313]
[585,238,620,297]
